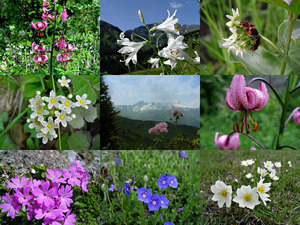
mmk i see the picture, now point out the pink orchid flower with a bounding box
[31,21,48,30]
[32,43,48,53]
[33,54,48,63]
[293,108,300,124]
[214,132,240,150]
[63,43,75,51]
[62,6,67,22]
[225,75,269,134]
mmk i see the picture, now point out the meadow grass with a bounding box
[199,150,300,224]
[100,150,200,225]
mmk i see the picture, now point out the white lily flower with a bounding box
[150,9,179,35]
[158,35,188,69]
[117,32,146,66]
[148,58,160,68]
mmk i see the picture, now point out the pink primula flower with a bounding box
[0,193,21,219]
[215,132,240,150]
[33,54,48,63]
[31,21,48,30]
[7,176,29,189]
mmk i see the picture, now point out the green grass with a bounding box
[199,150,300,224]
[100,150,201,225]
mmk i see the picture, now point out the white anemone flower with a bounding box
[59,96,75,114]
[117,32,146,66]
[264,161,274,171]
[150,9,179,35]
[233,185,260,209]
[246,173,253,179]
[241,159,255,166]
[41,117,58,135]
[148,58,160,68]
[269,170,279,181]
[37,131,57,144]
[256,179,271,206]
[158,35,188,69]
[274,162,281,168]
[54,110,72,127]
[58,76,71,88]
[210,181,232,208]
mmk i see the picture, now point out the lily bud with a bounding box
[143,175,149,183]
[62,6,67,22]
[138,10,144,24]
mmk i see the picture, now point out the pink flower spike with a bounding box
[62,6,67,22]
[293,108,300,124]
[31,21,48,30]
[214,132,240,150]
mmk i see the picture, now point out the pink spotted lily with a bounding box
[225,75,269,134]
[31,21,48,30]
[33,54,48,64]
[63,43,75,51]
[32,43,48,53]
[215,132,240,150]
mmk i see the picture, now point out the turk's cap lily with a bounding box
[225,75,269,112]
[33,54,48,63]
[31,21,48,30]
[214,132,240,150]
[63,43,76,51]
[293,108,300,124]
[59,36,66,50]
[150,9,179,35]
[56,53,71,62]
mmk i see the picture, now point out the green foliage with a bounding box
[67,131,92,150]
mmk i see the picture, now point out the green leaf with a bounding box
[68,105,97,129]
[0,135,15,149]
[290,0,300,15]
[286,39,300,73]
[68,108,85,129]
[0,112,9,131]
[90,134,100,150]
[23,83,44,100]
[88,76,100,91]
[55,133,69,150]
[278,19,300,49]
[21,75,41,85]
[71,76,98,103]
[258,0,289,10]
[26,138,35,150]
[67,131,91,150]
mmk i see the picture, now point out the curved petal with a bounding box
[215,132,229,150]
[245,87,267,111]
[227,133,240,150]
[293,109,300,124]
[31,21,38,30]
[225,75,248,111]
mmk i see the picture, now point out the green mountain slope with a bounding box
[117,116,199,150]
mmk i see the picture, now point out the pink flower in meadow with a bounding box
[63,43,76,51]
[31,21,48,30]
[149,122,168,135]
[214,132,240,150]
[250,146,256,150]
[293,108,300,124]
[62,6,67,22]
[172,108,183,117]
[32,43,48,52]
[56,53,71,63]
[59,35,66,50]
[33,54,48,63]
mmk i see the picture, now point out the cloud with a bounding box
[170,1,183,9]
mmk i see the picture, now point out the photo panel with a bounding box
[100,0,200,75]
[100,75,200,150]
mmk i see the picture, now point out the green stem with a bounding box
[276,76,292,149]
[280,10,295,75]
[0,108,30,139]
[49,3,57,75]
[51,75,61,150]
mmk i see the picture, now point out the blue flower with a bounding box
[147,194,161,211]
[137,187,152,203]
[115,157,122,166]
[164,222,174,225]
[180,151,188,158]
[157,174,169,189]
[124,183,131,197]
[108,184,115,192]
[177,208,184,212]
[159,195,169,208]
[168,175,178,188]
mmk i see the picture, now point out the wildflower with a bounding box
[149,122,168,135]
[256,179,271,206]
[58,76,71,88]
[115,158,122,166]
[7,176,29,189]
[0,193,21,219]
[193,51,200,64]
[32,180,57,207]
[58,96,75,114]
[62,6,67,22]
[37,131,57,144]
[41,117,58,135]
[257,167,268,177]
[164,222,174,225]
[124,184,131,197]
[63,43,76,51]
[225,75,269,134]
[293,108,300,124]
[33,54,49,63]
[63,165,82,187]
[180,151,188,158]
[172,108,184,117]
[159,195,169,208]
[148,58,160,68]
[158,35,189,70]
[269,170,279,181]
[143,175,149,183]
[46,168,66,184]
[275,162,281,168]
[76,94,91,109]
[241,159,254,166]
[283,0,292,5]
[54,110,72,127]
[117,32,146,66]
[214,132,240,150]
[32,43,48,52]
[150,9,179,35]
[264,161,274,171]
[211,181,232,208]
[168,175,178,188]
[44,90,61,110]
[157,174,169,189]
[29,93,44,110]
[246,173,253,179]
[137,187,152,203]
[138,10,144,24]
[31,21,48,30]
[233,185,260,209]
[177,208,184,212]
[147,194,161,211]
[250,146,256,150]
[14,187,34,207]
[30,105,49,122]
[288,161,292,167]
[59,35,66,50]
[56,53,71,64]
[57,185,73,209]
[108,184,115,192]
[63,210,76,225]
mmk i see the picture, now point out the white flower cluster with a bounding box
[211,160,291,209]
[27,90,91,144]
[117,9,191,70]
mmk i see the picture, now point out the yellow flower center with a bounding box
[152,200,157,205]
[162,181,166,184]
[142,194,146,198]
[258,186,265,194]
[246,162,249,165]
[45,132,50,137]
[59,114,66,120]
[64,101,70,107]
[47,123,53,129]
[35,121,41,126]
[50,98,56,104]
[244,194,252,201]
[37,108,43,115]
[62,80,67,84]
[220,189,227,197]
[79,99,85,105]
[36,100,41,106]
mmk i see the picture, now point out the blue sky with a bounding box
[103,75,200,107]
[101,0,200,31]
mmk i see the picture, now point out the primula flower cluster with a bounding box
[27,79,91,144]
[0,158,88,224]
[117,9,189,70]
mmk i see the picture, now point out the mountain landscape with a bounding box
[115,101,200,127]
[100,20,200,74]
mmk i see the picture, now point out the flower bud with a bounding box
[27,119,31,123]
[138,10,144,24]
[84,106,88,109]
[36,91,41,95]
[71,114,76,119]
[68,94,73,99]
[101,184,106,191]
[143,175,148,183]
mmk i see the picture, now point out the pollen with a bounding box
[64,101,70,107]
[79,99,85,105]
[258,186,265,194]
[37,108,43,115]
[220,189,227,197]
[244,194,252,201]
[59,114,66,120]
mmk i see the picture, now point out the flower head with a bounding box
[180,151,188,158]
[168,175,178,188]
[233,185,260,209]
[31,21,48,30]
[149,122,168,135]
[150,9,179,35]
[159,195,169,208]
[124,183,131,197]
[257,167,268,177]
[41,117,58,135]
[147,194,161,211]
[275,162,281,168]
[241,159,255,166]
[76,94,91,108]
[172,108,184,117]
[214,132,240,150]
[33,54,49,63]
[58,76,71,88]
[62,6,67,22]
[256,179,271,206]
[148,58,160,68]
[54,110,72,127]
[0,193,21,218]
[157,174,169,189]
[211,181,232,208]
[137,187,152,203]
[264,161,274,171]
